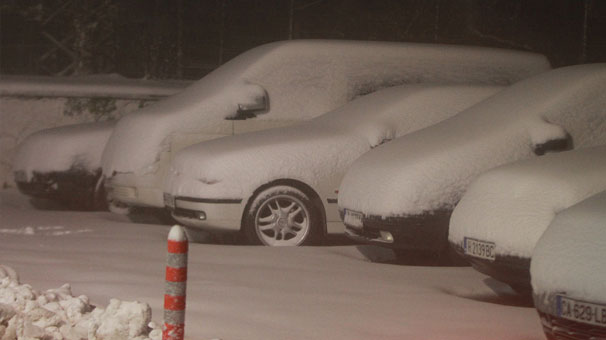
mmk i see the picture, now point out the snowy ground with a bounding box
[0,189,544,339]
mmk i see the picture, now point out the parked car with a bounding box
[338,63,606,262]
[448,145,606,293]
[102,39,550,223]
[531,191,606,339]
[13,121,115,210]
[163,84,502,245]
[9,76,187,211]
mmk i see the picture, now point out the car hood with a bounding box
[14,121,115,180]
[531,190,606,303]
[165,123,366,200]
[448,145,606,259]
[338,63,606,217]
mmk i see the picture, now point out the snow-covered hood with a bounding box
[166,125,364,200]
[13,121,115,180]
[102,40,550,177]
[531,191,606,302]
[338,63,606,217]
[165,85,502,200]
[448,145,606,259]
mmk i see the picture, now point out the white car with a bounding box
[531,191,606,339]
[163,84,502,246]
[101,40,550,222]
[448,145,606,293]
[13,121,115,210]
[339,63,606,261]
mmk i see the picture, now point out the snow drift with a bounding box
[0,265,161,340]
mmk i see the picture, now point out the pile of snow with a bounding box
[102,40,550,177]
[166,84,502,201]
[338,63,606,217]
[0,75,188,100]
[13,121,115,179]
[0,265,161,340]
[448,145,606,258]
[531,191,606,301]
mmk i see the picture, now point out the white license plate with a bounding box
[343,210,363,228]
[464,237,496,261]
[558,295,606,327]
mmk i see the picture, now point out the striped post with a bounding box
[163,225,188,340]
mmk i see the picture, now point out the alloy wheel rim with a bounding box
[254,195,310,246]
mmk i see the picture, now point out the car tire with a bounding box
[243,185,321,246]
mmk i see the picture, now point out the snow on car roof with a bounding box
[13,121,115,179]
[448,145,606,259]
[101,39,550,176]
[165,84,502,200]
[531,190,606,302]
[338,63,606,217]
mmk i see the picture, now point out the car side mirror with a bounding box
[533,135,571,155]
[530,121,571,156]
[226,86,269,120]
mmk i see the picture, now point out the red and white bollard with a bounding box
[163,225,188,340]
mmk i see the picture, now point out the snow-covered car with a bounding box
[8,76,188,211]
[531,191,606,339]
[163,84,503,245]
[338,63,606,261]
[102,39,550,222]
[448,145,606,293]
[13,121,114,210]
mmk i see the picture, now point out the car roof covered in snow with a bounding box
[101,39,550,176]
[448,145,606,259]
[165,84,502,200]
[13,121,115,179]
[531,190,606,302]
[338,63,606,218]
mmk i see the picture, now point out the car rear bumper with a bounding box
[341,209,452,252]
[165,194,244,232]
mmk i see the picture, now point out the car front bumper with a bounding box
[104,173,165,208]
[14,169,101,209]
[164,193,244,232]
[340,208,452,252]
[451,242,531,292]
[534,292,606,340]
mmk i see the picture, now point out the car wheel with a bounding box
[243,185,320,246]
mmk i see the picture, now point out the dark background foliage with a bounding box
[1,0,605,80]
